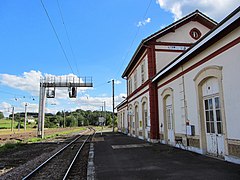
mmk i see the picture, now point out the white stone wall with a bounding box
[155,21,211,74]
[127,53,148,94]
[128,89,150,139]
[157,21,210,43]
[157,25,240,160]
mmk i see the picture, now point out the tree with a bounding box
[76,114,85,126]
[66,115,77,127]
[0,111,4,119]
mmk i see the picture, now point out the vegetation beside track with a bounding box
[0,126,112,152]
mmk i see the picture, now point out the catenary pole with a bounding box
[24,103,27,131]
[11,107,14,132]
[104,101,106,126]
[112,79,115,132]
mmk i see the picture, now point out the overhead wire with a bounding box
[56,0,80,76]
[0,90,37,100]
[40,0,75,74]
[115,0,153,78]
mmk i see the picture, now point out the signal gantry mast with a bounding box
[38,76,93,138]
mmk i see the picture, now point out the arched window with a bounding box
[141,96,148,129]
[142,102,147,127]
[135,105,139,130]
[128,105,133,134]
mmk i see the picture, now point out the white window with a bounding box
[142,102,148,127]
[134,71,137,90]
[141,61,145,84]
[204,96,222,134]
[135,105,139,128]
[166,106,173,130]
[128,78,132,94]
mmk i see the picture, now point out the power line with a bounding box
[57,0,80,76]
[115,0,153,78]
[0,90,37,100]
[40,0,75,74]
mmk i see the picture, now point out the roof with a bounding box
[152,6,240,83]
[115,99,127,110]
[122,10,218,78]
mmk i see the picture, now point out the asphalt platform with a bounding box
[90,132,240,180]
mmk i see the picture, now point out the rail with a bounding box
[22,128,95,180]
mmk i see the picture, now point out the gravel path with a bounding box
[0,131,91,180]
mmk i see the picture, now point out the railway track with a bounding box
[22,127,95,180]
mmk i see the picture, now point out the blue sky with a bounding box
[0,0,238,116]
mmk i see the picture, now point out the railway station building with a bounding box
[116,7,240,164]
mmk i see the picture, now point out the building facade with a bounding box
[117,7,240,164]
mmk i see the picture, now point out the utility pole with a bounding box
[104,101,106,126]
[101,105,103,117]
[11,107,14,132]
[63,110,66,128]
[112,79,115,132]
[24,103,27,131]
[101,105,103,135]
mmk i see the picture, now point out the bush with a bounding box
[0,141,21,152]
[15,123,24,129]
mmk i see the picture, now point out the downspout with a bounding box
[181,65,189,149]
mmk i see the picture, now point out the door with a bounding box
[166,105,174,144]
[203,96,224,157]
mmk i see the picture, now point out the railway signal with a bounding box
[38,76,93,138]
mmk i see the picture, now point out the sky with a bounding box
[0,0,239,117]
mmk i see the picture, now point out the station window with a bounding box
[141,61,145,84]
[189,28,201,40]
[134,71,137,90]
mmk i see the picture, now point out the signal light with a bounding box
[69,87,77,98]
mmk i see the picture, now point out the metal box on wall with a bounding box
[186,125,195,136]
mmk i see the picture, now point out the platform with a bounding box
[90,132,240,180]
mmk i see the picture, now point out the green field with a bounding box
[0,118,37,129]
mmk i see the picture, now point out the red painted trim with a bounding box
[157,36,240,89]
[146,45,159,139]
[127,51,148,78]
[117,104,128,111]
[147,45,156,78]
[127,88,149,104]
[128,80,150,99]
[155,49,185,53]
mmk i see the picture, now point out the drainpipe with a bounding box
[181,65,188,149]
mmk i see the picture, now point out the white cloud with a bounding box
[0,70,126,115]
[0,70,42,96]
[0,70,91,99]
[20,102,39,113]
[114,80,122,85]
[0,102,12,109]
[137,17,151,27]
[66,93,127,112]
[0,102,13,117]
[156,0,239,21]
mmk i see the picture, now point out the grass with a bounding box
[0,119,12,129]
[94,126,113,132]
[0,141,22,152]
[24,127,88,143]
[0,126,113,152]
[0,118,37,130]
[0,127,89,152]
